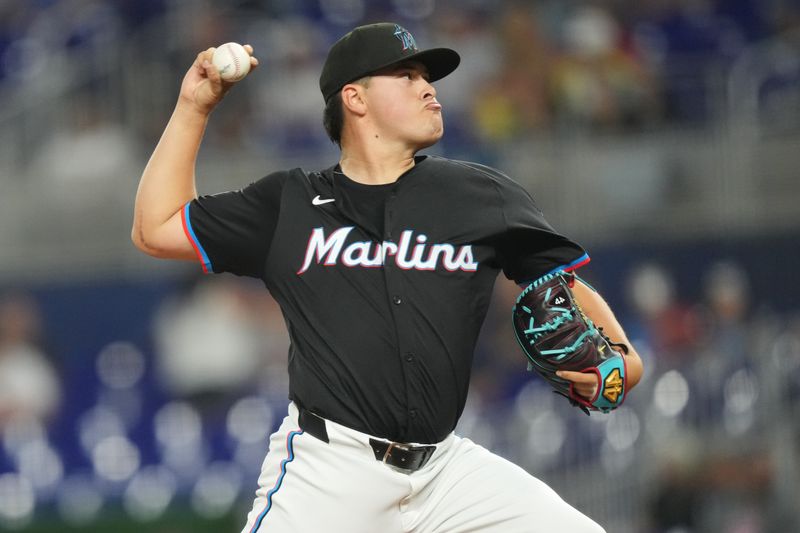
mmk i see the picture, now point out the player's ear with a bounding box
[341,83,367,116]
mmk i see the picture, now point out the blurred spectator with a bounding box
[0,292,61,428]
[689,261,753,411]
[254,17,330,153]
[551,5,659,131]
[625,262,702,363]
[28,93,140,198]
[153,276,287,417]
[473,4,554,141]
[703,261,749,325]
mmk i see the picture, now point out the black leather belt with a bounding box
[367,438,436,471]
[297,407,436,472]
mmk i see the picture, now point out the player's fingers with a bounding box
[199,47,228,91]
[203,58,222,85]
[556,370,594,383]
[194,47,215,70]
[243,44,260,71]
[200,47,218,75]
[556,370,598,398]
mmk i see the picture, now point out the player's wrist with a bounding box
[173,99,213,123]
[622,350,643,389]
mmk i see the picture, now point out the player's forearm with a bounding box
[573,279,644,389]
[132,102,209,253]
[622,347,643,389]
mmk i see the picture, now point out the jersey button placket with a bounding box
[384,188,417,432]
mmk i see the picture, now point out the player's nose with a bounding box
[421,79,436,100]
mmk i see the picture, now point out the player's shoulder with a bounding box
[253,168,306,185]
[249,168,293,189]
[250,167,330,191]
[428,157,542,215]
[236,169,291,202]
[426,156,523,189]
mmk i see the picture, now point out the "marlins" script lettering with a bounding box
[297,227,479,275]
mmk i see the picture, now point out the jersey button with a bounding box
[405,353,414,362]
[392,295,402,305]
[409,409,417,418]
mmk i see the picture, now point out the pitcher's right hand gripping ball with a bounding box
[212,42,252,82]
[512,271,627,414]
[180,45,258,116]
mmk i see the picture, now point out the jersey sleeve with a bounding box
[182,171,289,278]
[490,168,589,283]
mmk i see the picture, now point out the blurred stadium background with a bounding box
[0,0,799,531]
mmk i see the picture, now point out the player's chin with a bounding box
[416,133,443,151]
[418,123,444,148]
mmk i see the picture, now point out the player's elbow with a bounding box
[131,205,194,259]
[131,224,159,257]
[132,214,197,261]
[131,223,170,259]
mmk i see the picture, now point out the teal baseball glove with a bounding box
[512,271,628,414]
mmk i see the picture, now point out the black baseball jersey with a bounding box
[182,155,589,443]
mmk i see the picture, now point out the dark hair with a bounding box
[323,91,344,147]
[322,77,370,147]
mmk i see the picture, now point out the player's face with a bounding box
[364,61,443,149]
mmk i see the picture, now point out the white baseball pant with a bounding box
[241,402,605,533]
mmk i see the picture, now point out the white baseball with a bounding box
[211,42,251,82]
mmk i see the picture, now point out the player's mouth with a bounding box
[426,101,442,111]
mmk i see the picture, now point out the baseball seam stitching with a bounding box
[227,43,241,79]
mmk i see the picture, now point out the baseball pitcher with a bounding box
[132,22,643,533]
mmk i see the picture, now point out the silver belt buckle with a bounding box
[381,441,410,463]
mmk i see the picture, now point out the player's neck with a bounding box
[339,143,416,185]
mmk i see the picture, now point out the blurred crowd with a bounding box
[2,0,799,170]
[1,246,799,531]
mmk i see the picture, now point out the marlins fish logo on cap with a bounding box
[393,24,418,52]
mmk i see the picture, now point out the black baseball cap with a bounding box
[319,22,460,103]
